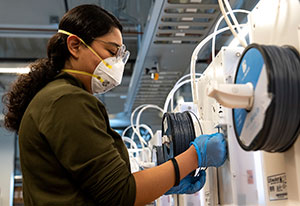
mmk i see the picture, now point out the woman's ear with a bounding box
[66,35,82,59]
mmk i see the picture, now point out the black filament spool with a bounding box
[161,112,196,163]
[233,44,300,152]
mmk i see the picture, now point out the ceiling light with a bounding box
[172,40,182,44]
[182,17,194,21]
[178,25,190,29]
[0,67,30,74]
[175,33,185,36]
[186,8,197,13]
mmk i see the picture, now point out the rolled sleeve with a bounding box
[39,92,136,205]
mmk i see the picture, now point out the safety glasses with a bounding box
[94,39,130,64]
[116,44,130,64]
[58,30,130,68]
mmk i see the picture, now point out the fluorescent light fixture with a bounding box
[0,67,30,74]
[182,17,194,21]
[172,40,182,44]
[175,33,185,36]
[186,8,197,13]
[14,175,23,180]
[0,24,57,39]
[178,25,190,29]
[190,0,202,3]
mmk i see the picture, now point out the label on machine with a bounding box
[267,173,288,201]
[233,48,272,147]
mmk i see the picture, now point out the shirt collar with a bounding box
[55,72,87,91]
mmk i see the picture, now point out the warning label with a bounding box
[267,173,288,201]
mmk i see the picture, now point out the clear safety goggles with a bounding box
[117,44,130,64]
[58,30,130,69]
[94,39,130,64]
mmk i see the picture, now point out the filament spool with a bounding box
[233,44,300,152]
[161,111,196,163]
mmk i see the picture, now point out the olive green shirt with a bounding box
[18,72,136,206]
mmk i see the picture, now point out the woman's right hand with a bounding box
[190,133,227,168]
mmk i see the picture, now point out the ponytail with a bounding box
[3,32,71,132]
[3,59,58,131]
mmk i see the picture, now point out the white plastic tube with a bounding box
[218,0,247,47]
[122,136,138,150]
[123,136,143,170]
[131,105,161,143]
[130,104,149,149]
[175,73,203,87]
[125,104,163,166]
[136,105,163,136]
[224,0,243,34]
[130,104,163,162]
[212,9,251,61]
[135,105,161,160]
[122,123,154,148]
[168,73,202,112]
[130,124,154,150]
[136,124,154,141]
[123,125,152,164]
[163,79,192,113]
[190,24,248,106]
[165,74,204,114]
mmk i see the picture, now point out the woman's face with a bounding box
[71,27,123,92]
[82,27,123,74]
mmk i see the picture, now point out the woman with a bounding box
[3,4,226,206]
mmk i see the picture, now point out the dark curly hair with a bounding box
[3,4,122,132]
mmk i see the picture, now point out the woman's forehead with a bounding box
[95,27,123,46]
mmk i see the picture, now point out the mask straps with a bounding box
[57,30,112,69]
[61,69,104,83]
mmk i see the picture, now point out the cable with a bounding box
[165,73,202,113]
[233,44,300,152]
[129,104,163,163]
[175,73,203,87]
[163,79,192,113]
[212,9,251,61]
[130,104,162,149]
[218,0,247,47]
[130,104,149,149]
[136,105,163,138]
[123,136,144,170]
[224,0,243,34]
[122,136,138,150]
[164,73,203,114]
[122,124,154,149]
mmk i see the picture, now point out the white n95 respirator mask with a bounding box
[58,29,130,94]
[91,56,125,94]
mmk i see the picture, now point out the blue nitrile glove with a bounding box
[190,133,227,168]
[165,170,206,195]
